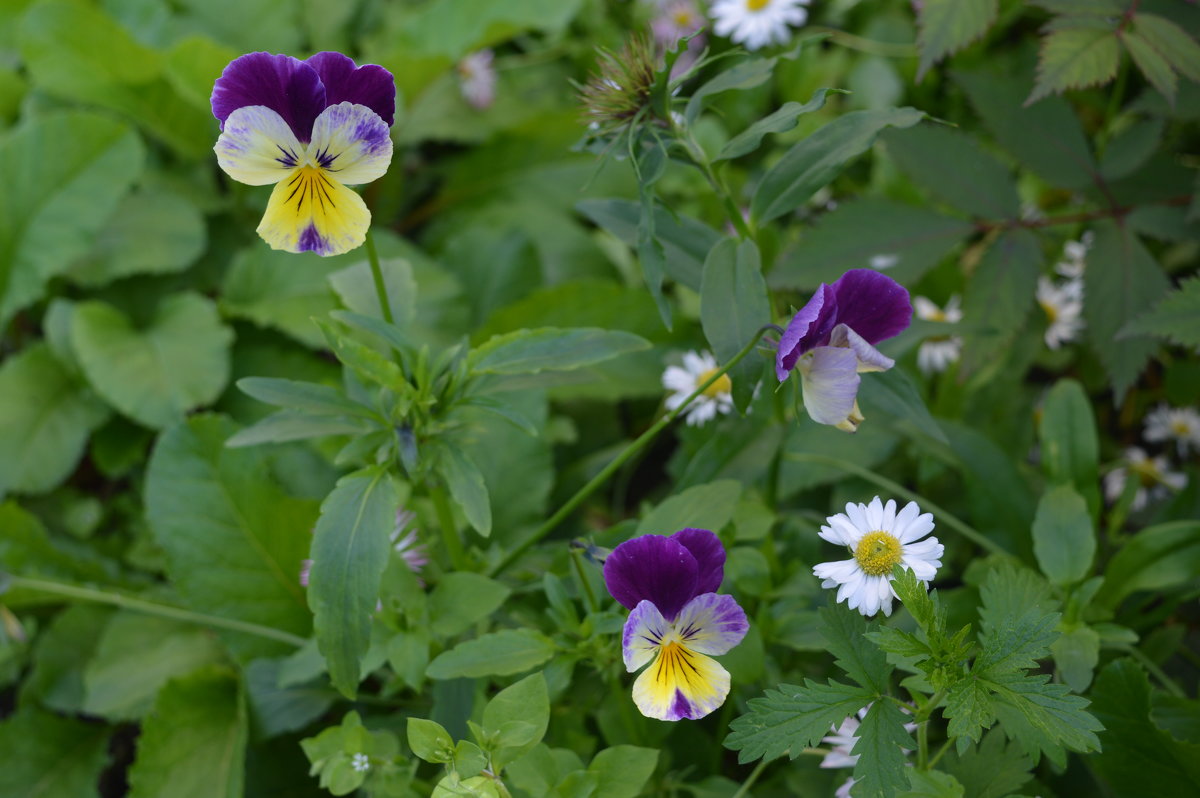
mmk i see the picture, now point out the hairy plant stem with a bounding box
[730,759,770,798]
[917,719,930,769]
[429,485,468,571]
[975,194,1191,234]
[364,229,394,325]
[489,326,774,577]
[7,575,308,647]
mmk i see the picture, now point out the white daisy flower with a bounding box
[351,753,370,773]
[869,253,899,270]
[821,705,917,798]
[457,50,496,110]
[913,295,962,375]
[1144,404,1200,457]
[663,350,735,426]
[1055,231,1093,278]
[710,0,811,51]
[1104,446,1188,511]
[1036,276,1085,350]
[813,497,943,617]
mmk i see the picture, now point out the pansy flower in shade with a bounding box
[662,350,734,426]
[776,269,912,432]
[211,51,395,256]
[813,497,942,617]
[1144,404,1200,457]
[603,529,749,721]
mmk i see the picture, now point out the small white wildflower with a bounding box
[1103,446,1188,511]
[869,253,899,270]
[457,50,496,110]
[662,350,735,426]
[913,295,962,375]
[710,0,811,51]
[813,497,943,617]
[1036,276,1085,349]
[1144,404,1200,457]
[1055,232,1092,278]
[351,753,370,773]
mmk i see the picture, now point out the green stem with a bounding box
[915,689,947,724]
[430,486,468,571]
[489,327,773,577]
[570,547,600,614]
[7,575,307,647]
[1121,645,1186,698]
[809,26,917,58]
[783,453,1011,559]
[917,718,930,769]
[731,759,770,798]
[926,738,953,771]
[364,230,394,325]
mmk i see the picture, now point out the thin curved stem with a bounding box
[731,759,770,798]
[364,230,394,325]
[1121,645,1185,698]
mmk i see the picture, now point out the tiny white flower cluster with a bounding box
[351,752,370,773]
[1036,234,1092,350]
[1104,405,1198,511]
[1054,231,1093,279]
[913,295,962,375]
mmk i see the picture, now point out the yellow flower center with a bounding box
[1129,459,1162,487]
[854,531,902,576]
[747,0,771,10]
[1172,420,1192,437]
[1039,300,1058,324]
[697,368,732,399]
[927,308,947,322]
[674,10,695,25]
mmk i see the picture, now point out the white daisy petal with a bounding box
[897,512,935,544]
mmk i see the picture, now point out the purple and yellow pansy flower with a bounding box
[603,528,748,722]
[211,51,395,256]
[776,269,912,432]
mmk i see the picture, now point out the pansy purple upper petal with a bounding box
[828,269,912,345]
[670,528,725,596]
[604,534,698,621]
[776,283,839,380]
[305,52,396,128]
[211,52,325,142]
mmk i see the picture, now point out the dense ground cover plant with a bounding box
[1,1,1198,796]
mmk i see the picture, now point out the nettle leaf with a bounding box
[944,678,995,746]
[0,708,110,798]
[960,229,1041,375]
[127,668,248,798]
[1038,379,1101,518]
[941,730,1033,798]
[469,327,650,375]
[724,679,872,764]
[1031,485,1095,586]
[820,605,892,695]
[426,629,556,679]
[700,238,770,411]
[852,700,918,798]
[984,671,1102,766]
[917,0,999,79]
[1084,221,1170,400]
[716,88,846,161]
[976,565,1058,676]
[897,769,964,798]
[883,124,1020,219]
[1029,19,1120,104]
[1119,275,1200,350]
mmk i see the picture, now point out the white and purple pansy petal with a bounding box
[307,102,393,185]
[829,324,894,373]
[305,51,396,127]
[211,52,326,142]
[215,105,305,185]
[799,346,861,427]
[622,600,670,672]
[776,283,838,380]
[631,642,732,722]
[672,593,748,656]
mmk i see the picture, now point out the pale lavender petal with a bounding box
[622,600,669,672]
[800,346,861,427]
[211,52,325,141]
[828,269,912,345]
[674,593,748,656]
[604,534,698,621]
[829,324,894,373]
[671,528,725,596]
[307,102,393,185]
[776,284,838,380]
[305,51,396,127]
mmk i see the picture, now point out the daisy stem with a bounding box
[364,230,394,325]
[6,575,307,647]
[731,759,770,798]
[782,453,1012,559]
[429,485,468,571]
[917,718,930,769]
[926,738,953,771]
[570,546,600,614]
[489,326,773,577]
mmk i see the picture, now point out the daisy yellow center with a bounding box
[1130,460,1162,487]
[1039,299,1058,323]
[746,0,770,10]
[854,530,902,576]
[927,308,947,322]
[697,368,732,398]
[674,10,696,25]
[1171,420,1192,436]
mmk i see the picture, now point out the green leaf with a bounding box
[145,415,316,658]
[1030,1,1124,11]
[684,55,778,123]
[956,70,1099,190]
[470,327,650,375]
[1091,658,1200,797]
[1084,221,1170,399]
[751,107,925,223]
[329,257,418,329]
[0,111,144,326]
[1029,22,1121,104]
[426,629,556,679]
[1038,379,1101,518]
[393,0,582,59]
[163,34,238,111]
[308,466,399,698]
[588,745,659,798]
[0,708,110,798]
[724,679,872,764]
[435,443,492,537]
[1032,485,1095,586]
[771,199,972,290]
[1051,624,1100,692]
[851,700,917,798]
[917,0,999,79]
[221,246,341,349]
[700,239,770,411]
[636,479,743,537]
[235,378,379,421]
[883,124,1020,218]
[72,293,234,429]
[19,604,111,713]
[976,565,1058,676]
[429,573,511,638]
[941,730,1033,798]
[820,605,892,695]
[897,769,964,798]
[244,658,332,739]
[0,343,108,494]
[984,671,1102,766]
[1095,521,1200,609]
[127,668,248,798]
[1119,275,1200,350]
[408,717,455,764]
[1131,13,1200,82]
[716,88,845,161]
[482,672,549,770]
[960,229,1041,375]
[1122,29,1179,105]
[1100,117,1165,180]
[858,367,949,446]
[944,678,996,746]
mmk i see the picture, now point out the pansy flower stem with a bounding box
[570,546,600,613]
[429,484,468,571]
[364,230,394,325]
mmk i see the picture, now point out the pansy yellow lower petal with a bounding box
[308,101,393,185]
[631,642,730,721]
[215,105,304,186]
[257,168,370,256]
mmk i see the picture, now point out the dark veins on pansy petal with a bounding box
[603,528,726,621]
[211,51,395,142]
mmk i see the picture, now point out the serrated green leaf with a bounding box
[1038,379,1101,518]
[724,679,872,764]
[1032,485,1095,585]
[427,629,556,679]
[0,708,110,798]
[637,479,743,537]
[1029,24,1120,104]
[469,327,650,375]
[866,626,933,661]
[1132,13,1200,82]
[820,604,892,695]
[1095,521,1200,609]
[700,238,770,411]
[960,229,1042,375]
[852,699,917,798]
[976,566,1058,675]
[984,670,1102,766]
[716,88,845,161]
[883,124,1020,218]
[897,769,964,798]
[917,0,999,79]
[1122,29,1179,105]
[1119,275,1200,350]
[127,668,247,798]
[941,730,1033,798]
[945,678,996,745]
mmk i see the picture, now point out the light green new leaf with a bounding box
[329,257,418,330]
[221,246,342,349]
[1096,521,1200,609]
[426,629,556,679]
[917,0,998,79]
[961,229,1041,375]
[1038,379,1101,518]
[0,708,110,798]
[853,700,918,798]
[470,327,650,375]
[883,124,1020,219]
[1051,624,1100,692]
[724,679,872,764]
[435,444,493,537]
[429,572,511,637]
[588,746,659,798]
[1029,23,1120,104]
[1119,275,1200,350]
[897,769,965,798]
[1032,485,1095,586]
[0,343,108,494]
[716,88,845,161]
[483,671,549,770]
[752,107,924,223]
[145,415,316,658]
[127,668,247,798]
[701,239,770,411]
[72,293,234,429]
[636,480,742,537]
[0,111,143,326]
[308,466,399,698]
